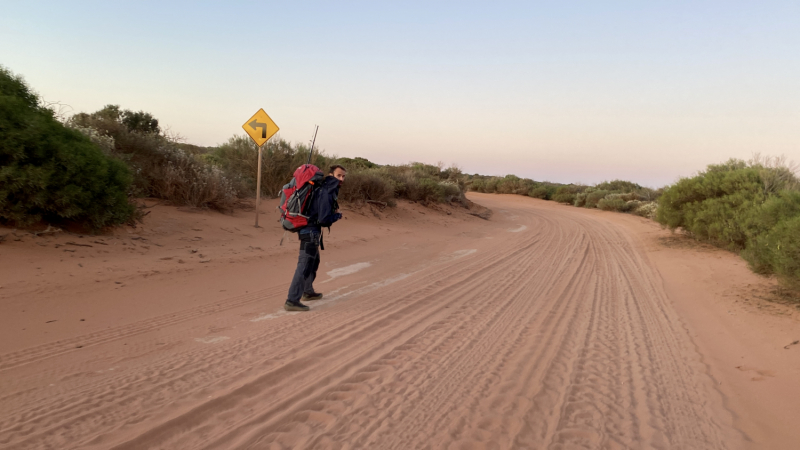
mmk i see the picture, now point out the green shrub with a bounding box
[597,197,630,212]
[656,161,765,250]
[528,186,550,199]
[493,175,536,195]
[657,157,800,289]
[409,178,445,203]
[0,66,135,229]
[553,185,586,204]
[469,178,486,193]
[596,179,642,192]
[484,178,499,193]
[745,214,800,289]
[762,216,800,290]
[336,156,378,170]
[741,191,800,275]
[574,192,587,207]
[584,190,610,208]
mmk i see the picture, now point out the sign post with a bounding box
[255,143,264,227]
[242,108,280,227]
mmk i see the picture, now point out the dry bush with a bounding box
[583,190,610,208]
[553,185,587,204]
[597,193,641,212]
[68,110,238,211]
[632,201,659,219]
[150,146,237,210]
[750,153,800,195]
[207,136,335,199]
[381,163,467,205]
[339,170,395,205]
[336,162,468,207]
[597,197,629,212]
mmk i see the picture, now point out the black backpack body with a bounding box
[311,176,341,228]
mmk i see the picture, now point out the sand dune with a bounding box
[1,194,798,449]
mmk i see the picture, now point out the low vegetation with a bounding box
[657,156,800,290]
[467,174,662,219]
[203,138,467,207]
[0,66,136,230]
[202,135,335,199]
[68,105,239,212]
[339,162,466,207]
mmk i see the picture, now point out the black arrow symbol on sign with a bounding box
[249,119,267,138]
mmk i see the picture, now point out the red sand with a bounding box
[1,193,798,449]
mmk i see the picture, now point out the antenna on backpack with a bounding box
[306,125,319,165]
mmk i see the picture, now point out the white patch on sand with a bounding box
[325,262,372,280]
[194,336,230,344]
[307,273,411,308]
[449,249,477,259]
[499,209,519,219]
[508,225,527,232]
[251,311,301,322]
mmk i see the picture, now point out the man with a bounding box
[284,164,347,311]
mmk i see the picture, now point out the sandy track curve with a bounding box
[0,195,757,449]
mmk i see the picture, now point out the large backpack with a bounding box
[278,164,325,232]
[312,176,341,228]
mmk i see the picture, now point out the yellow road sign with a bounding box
[242,108,279,146]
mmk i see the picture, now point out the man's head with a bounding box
[329,164,347,183]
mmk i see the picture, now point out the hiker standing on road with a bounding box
[284,165,347,311]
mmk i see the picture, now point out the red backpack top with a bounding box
[278,164,325,232]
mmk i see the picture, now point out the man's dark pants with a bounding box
[287,229,321,303]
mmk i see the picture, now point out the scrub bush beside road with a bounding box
[202,140,467,207]
[69,105,238,211]
[468,175,661,219]
[657,157,800,289]
[203,135,335,200]
[338,162,467,206]
[0,66,135,230]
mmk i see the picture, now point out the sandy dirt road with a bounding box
[1,193,798,449]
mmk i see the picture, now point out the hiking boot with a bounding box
[284,300,310,311]
[302,292,323,301]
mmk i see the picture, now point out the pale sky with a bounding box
[2,1,798,187]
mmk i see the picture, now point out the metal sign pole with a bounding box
[255,143,263,228]
[242,108,279,227]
